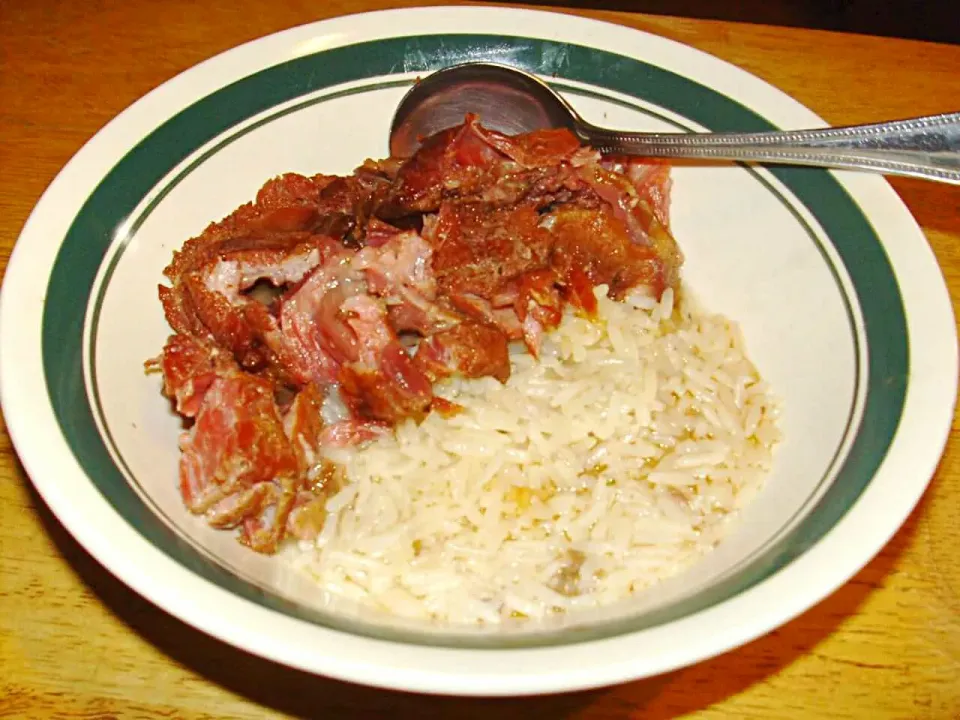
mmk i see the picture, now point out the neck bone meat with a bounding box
[149,114,683,554]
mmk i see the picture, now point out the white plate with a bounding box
[1,6,956,696]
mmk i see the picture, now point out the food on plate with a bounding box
[151,114,779,621]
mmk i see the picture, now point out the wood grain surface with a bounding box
[1,1,958,717]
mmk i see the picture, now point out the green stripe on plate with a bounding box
[41,34,907,647]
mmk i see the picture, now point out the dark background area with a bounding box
[511,0,960,45]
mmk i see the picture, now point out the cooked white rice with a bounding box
[288,284,781,625]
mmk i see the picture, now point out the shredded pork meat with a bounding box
[151,114,683,553]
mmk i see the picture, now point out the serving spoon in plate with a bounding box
[389,62,960,185]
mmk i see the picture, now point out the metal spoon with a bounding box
[389,62,960,185]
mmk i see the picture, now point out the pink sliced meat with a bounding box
[277,249,360,384]
[354,226,435,299]
[178,371,301,553]
[281,264,435,423]
[364,217,405,248]
[337,295,434,423]
[353,222,460,335]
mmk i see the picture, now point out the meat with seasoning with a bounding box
[151,115,683,554]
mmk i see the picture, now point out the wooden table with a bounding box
[1,1,958,717]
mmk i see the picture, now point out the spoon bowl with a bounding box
[389,62,585,157]
[391,62,960,185]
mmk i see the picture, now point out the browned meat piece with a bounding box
[558,265,598,316]
[357,155,404,181]
[312,164,394,245]
[380,118,505,216]
[414,320,511,383]
[378,116,681,298]
[380,115,587,218]
[428,201,553,299]
[161,236,342,380]
[157,171,366,380]
[158,164,404,364]
[601,158,673,226]
[165,173,334,279]
[386,300,460,337]
[471,123,581,168]
[513,268,564,357]
[547,204,668,300]
[154,333,236,418]
[422,200,564,349]
[575,162,682,291]
[256,172,339,209]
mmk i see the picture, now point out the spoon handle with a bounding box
[581,112,960,185]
